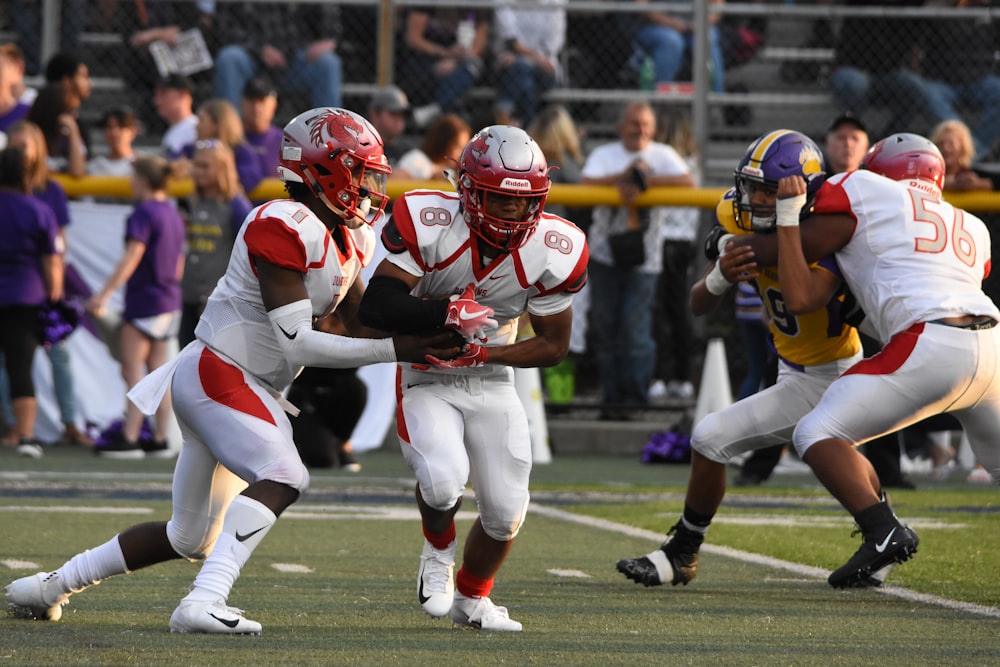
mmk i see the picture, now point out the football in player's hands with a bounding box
[426,343,489,369]
[444,283,497,339]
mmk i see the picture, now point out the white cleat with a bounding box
[417,540,455,618]
[6,571,70,621]
[450,591,522,632]
[169,600,262,635]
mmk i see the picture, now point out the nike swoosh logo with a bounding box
[209,613,241,628]
[459,306,481,321]
[277,324,297,340]
[236,526,267,542]
[406,382,433,389]
[874,527,896,553]
[489,274,508,280]
[418,576,430,604]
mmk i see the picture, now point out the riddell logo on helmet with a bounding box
[500,177,531,190]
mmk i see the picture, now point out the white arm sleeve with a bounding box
[268,299,396,369]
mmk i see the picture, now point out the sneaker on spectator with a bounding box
[141,438,176,459]
[666,380,694,400]
[15,437,44,459]
[95,433,145,459]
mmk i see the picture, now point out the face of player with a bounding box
[745,179,778,225]
[484,192,529,221]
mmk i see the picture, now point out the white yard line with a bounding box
[529,503,1000,620]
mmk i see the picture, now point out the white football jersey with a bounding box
[386,189,588,373]
[195,199,376,392]
[814,170,999,343]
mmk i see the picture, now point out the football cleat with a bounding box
[450,591,522,632]
[828,522,919,589]
[417,540,455,618]
[616,521,704,587]
[169,600,262,635]
[6,571,71,620]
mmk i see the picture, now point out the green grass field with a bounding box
[1,445,997,666]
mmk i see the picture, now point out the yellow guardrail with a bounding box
[51,175,1000,213]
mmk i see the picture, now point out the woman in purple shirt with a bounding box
[88,156,185,459]
[0,145,63,456]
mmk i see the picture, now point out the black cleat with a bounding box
[616,521,704,587]
[828,523,918,589]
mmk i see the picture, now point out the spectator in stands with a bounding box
[650,109,700,401]
[6,120,92,447]
[178,142,252,347]
[174,98,263,196]
[88,156,185,459]
[118,0,218,132]
[824,112,870,175]
[920,1,1000,161]
[10,0,84,76]
[0,144,62,457]
[931,119,997,193]
[240,77,282,183]
[400,7,490,128]
[618,0,726,93]
[26,85,86,178]
[367,85,412,168]
[87,107,138,177]
[581,101,694,419]
[493,0,566,128]
[155,74,198,161]
[828,0,930,138]
[393,113,471,182]
[528,104,591,401]
[0,44,32,137]
[213,3,342,111]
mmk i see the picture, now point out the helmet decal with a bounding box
[308,108,365,151]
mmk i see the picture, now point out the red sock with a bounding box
[422,522,456,550]
[456,567,493,598]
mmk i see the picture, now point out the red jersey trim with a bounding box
[394,365,411,444]
[842,323,923,377]
[197,348,277,426]
[392,195,431,272]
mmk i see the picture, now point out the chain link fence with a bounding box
[4,1,1000,184]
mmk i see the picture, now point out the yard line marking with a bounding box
[548,569,592,578]
[0,506,153,514]
[2,559,40,570]
[530,503,1000,620]
[271,563,314,573]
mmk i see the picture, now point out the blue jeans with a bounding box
[214,44,342,109]
[497,57,557,125]
[588,260,659,405]
[635,24,724,92]
[925,77,1000,159]
[435,60,480,111]
[829,66,935,137]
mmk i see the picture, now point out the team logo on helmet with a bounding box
[467,131,491,161]
[800,145,824,179]
[308,108,364,150]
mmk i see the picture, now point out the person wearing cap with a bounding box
[824,113,869,175]
[240,78,283,184]
[213,3,343,111]
[368,85,411,168]
[155,74,198,161]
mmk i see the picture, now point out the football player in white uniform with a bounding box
[359,125,588,631]
[756,133,1000,587]
[5,108,461,633]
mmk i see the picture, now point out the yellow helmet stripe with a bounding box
[749,129,792,166]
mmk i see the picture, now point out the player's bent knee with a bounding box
[255,459,310,494]
[419,481,464,511]
[690,413,730,463]
[166,522,214,561]
[480,515,522,542]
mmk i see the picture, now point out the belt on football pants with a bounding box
[931,317,998,331]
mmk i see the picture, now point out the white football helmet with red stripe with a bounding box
[278,107,392,224]
[862,133,945,199]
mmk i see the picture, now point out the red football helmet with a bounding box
[862,133,945,198]
[457,125,550,251]
[277,107,391,224]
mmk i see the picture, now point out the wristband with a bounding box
[775,193,807,227]
[704,261,732,296]
[716,233,735,257]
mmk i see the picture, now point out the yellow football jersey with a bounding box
[715,190,860,367]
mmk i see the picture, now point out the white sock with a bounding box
[184,495,277,603]
[57,535,129,594]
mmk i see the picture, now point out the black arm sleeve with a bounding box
[358,275,450,334]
